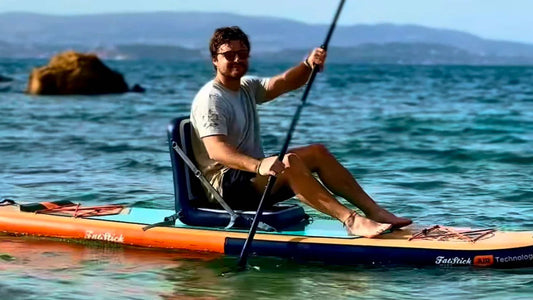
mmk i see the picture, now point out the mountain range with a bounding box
[1,12,533,65]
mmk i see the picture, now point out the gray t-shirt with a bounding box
[190,76,270,199]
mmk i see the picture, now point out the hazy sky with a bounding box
[1,0,532,43]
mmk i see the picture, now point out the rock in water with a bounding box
[0,74,13,82]
[130,83,146,93]
[27,51,129,95]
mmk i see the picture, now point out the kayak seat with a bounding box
[167,116,308,229]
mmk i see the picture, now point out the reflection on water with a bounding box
[0,234,223,299]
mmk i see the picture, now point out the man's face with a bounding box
[213,40,249,79]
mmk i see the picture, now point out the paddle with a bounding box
[237,0,346,269]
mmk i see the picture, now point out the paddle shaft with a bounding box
[237,0,346,268]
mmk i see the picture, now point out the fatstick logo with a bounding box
[435,256,472,265]
[85,230,125,243]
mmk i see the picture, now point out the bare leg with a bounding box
[289,144,412,228]
[252,153,391,238]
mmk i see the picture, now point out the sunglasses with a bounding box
[217,50,250,61]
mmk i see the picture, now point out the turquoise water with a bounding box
[1,59,533,299]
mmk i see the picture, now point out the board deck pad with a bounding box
[94,207,355,238]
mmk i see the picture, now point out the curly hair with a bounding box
[209,26,250,59]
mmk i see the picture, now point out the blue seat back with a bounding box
[167,116,206,217]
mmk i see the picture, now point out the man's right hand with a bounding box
[257,156,286,177]
[305,47,327,72]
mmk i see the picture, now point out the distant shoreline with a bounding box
[2,43,533,66]
[1,12,533,65]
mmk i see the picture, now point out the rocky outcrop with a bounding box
[26,51,129,95]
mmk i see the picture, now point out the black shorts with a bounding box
[221,169,264,210]
[221,168,297,211]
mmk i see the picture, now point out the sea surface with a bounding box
[1,59,533,299]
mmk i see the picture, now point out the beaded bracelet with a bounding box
[303,56,312,69]
[255,159,263,174]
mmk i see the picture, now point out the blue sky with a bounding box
[1,0,533,43]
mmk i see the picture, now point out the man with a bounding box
[190,26,412,238]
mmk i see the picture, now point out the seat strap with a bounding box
[142,212,181,231]
[172,141,239,228]
[172,141,275,232]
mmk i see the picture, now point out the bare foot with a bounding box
[367,209,412,229]
[343,211,392,238]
